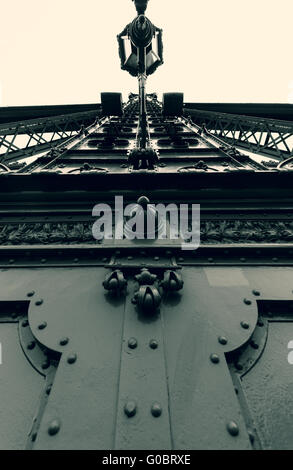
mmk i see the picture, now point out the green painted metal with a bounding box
[0,266,292,448]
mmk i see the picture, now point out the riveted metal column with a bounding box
[25,268,126,450]
[114,279,172,450]
[161,267,257,450]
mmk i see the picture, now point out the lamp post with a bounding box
[117,0,163,156]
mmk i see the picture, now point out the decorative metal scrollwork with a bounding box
[178,160,218,173]
[135,268,157,285]
[128,148,159,170]
[132,285,161,315]
[103,270,127,295]
[160,270,184,292]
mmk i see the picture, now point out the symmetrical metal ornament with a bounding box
[103,270,127,295]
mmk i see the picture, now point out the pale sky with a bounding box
[1,0,292,106]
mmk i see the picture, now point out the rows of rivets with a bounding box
[124,401,163,418]
[127,338,159,350]
[3,252,293,267]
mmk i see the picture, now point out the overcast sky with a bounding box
[1,0,292,106]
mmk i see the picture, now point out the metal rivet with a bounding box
[41,259,46,264]
[208,257,214,263]
[102,257,108,262]
[151,402,162,417]
[241,321,250,329]
[178,257,184,262]
[48,419,61,436]
[240,257,246,262]
[124,400,137,418]
[227,421,239,437]
[252,290,260,296]
[22,319,29,327]
[154,256,160,261]
[128,338,137,349]
[11,312,18,319]
[27,341,36,350]
[149,339,158,349]
[257,320,264,327]
[9,259,15,264]
[27,291,35,297]
[235,362,243,371]
[250,340,259,350]
[248,429,255,444]
[218,336,228,345]
[59,337,69,346]
[31,432,37,442]
[35,299,44,306]
[38,322,47,330]
[210,353,220,364]
[67,353,77,364]
[272,257,278,262]
[42,361,50,370]
[127,256,133,260]
[234,387,239,395]
[74,258,79,263]
[46,385,52,395]
[243,298,252,305]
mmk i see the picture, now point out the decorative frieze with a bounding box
[0,219,293,245]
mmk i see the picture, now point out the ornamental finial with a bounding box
[132,0,150,15]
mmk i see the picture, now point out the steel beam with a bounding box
[185,108,293,160]
[0,110,100,163]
